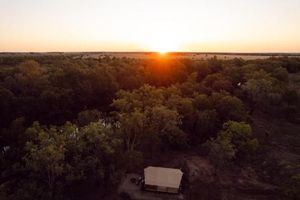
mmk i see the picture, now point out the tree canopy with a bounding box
[0,55,299,199]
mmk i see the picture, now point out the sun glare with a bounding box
[158,50,167,55]
[138,32,181,53]
[148,40,177,54]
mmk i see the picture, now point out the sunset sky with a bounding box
[1,0,300,52]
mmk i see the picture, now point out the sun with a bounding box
[157,48,169,55]
[149,41,177,54]
[140,33,180,53]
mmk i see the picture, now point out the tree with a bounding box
[76,109,102,126]
[196,61,211,81]
[204,136,236,170]
[241,78,273,113]
[24,122,67,199]
[194,94,211,111]
[178,73,201,96]
[214,93,248,122]
[272,67,289,82]
[0,87,15,127]
[112,85,187,153]
[112,84,164,113]
[205,121,258,169]
[164,88,194,133]
[69,121,122,190]
[218,121,258,155]
[194,109,219,143]
[20,121,123,199]
[117,109,146,151]
[203,73,233,92]
[145,106,186,150]
[17,60,44,80]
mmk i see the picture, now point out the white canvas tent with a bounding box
[144,166,183,193]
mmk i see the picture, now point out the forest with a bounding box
[0,55,300,200]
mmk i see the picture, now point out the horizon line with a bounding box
[1,51,300,55]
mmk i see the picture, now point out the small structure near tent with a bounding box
[144,166,183,194]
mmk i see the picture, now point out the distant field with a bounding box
[80,52,300,60]
[1,52,300,60]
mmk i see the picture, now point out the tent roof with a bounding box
[144,166,183,188]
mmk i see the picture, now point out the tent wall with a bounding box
[144,184,179,194]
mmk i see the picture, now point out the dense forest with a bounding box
[0,55,300,200]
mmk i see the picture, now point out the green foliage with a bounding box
[194,94,210,110]
[204,136,236,168]
[116,109,146,151]
[215,94,247,121]
[242,79,273,104]
[194,109,219,143]
[240,68,290,115]
[0,55,298,199]
[0,56,295,129]
[76,109,102,126]
[178,73,201,96]
[24,122,66,197]
[12,120,123,199]
[112,85,187,153]
[219,121,258,154]
[205,121,258,168]
[203,73,233,92]
[272,67,289,82]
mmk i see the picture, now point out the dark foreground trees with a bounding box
[2,121,123,200]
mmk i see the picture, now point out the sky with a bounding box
[0,0,300,52]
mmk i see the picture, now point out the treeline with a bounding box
[0,56,300,199]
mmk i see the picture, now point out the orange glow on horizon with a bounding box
[158,51,168,56]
